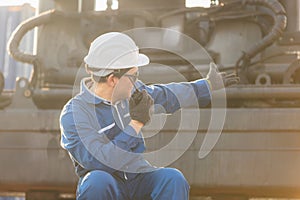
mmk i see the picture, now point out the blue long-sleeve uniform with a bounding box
[60,78,210,200]
[59,77,211,199]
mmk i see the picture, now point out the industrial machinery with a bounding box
[1,0,300,199]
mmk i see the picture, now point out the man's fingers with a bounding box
[219,72,227,77]
[223,73,240,87]
[207,62,240,89]
[225,77,240,86]
[224,73,238,78]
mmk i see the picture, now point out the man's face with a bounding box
[112,67,138,102]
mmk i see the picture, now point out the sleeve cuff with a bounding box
[205,79,213,91]
[191,79,212,107]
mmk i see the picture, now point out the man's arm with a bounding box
[135,79,211,114]
[60,101,145,173]
[135,62,239,114]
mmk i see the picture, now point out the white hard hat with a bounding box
[84,32,149,76]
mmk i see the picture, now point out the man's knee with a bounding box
[163,168,189,187]
[151,168,189,199]
[82,170,115,188]
[78,170,118,199]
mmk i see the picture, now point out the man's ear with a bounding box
[106,74,118,87]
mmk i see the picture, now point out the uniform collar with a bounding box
[80,77,111,105]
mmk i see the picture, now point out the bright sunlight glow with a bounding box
[0,0,212,10]
[0,0,38,8]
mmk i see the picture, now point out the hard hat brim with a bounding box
[137,53,150,67]
[88,53,149,77]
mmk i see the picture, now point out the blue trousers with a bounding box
[77,168,189,200]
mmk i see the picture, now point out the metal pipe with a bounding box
[30,85,300,106]
[226,85,300,99]
[32,89,73,109]
[32,89,74,98]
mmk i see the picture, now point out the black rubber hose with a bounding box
[7,10,56,64]
[236,0,287,70]
[0,72,12,109]
[0,71,4,94]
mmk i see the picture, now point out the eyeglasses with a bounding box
[123,72,139,91]
[123,72,139,83]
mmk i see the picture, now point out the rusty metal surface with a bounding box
[1,108,300,197]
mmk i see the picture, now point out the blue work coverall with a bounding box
[60,77,211,200]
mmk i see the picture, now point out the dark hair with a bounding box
[90,67,132,83]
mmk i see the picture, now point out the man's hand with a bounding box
[129,89,154,126]
[206,62,240,90]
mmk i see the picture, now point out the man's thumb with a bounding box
[210,62,218,71]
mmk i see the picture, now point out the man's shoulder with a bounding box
[60,96,88,126]
[62,94,86,111]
